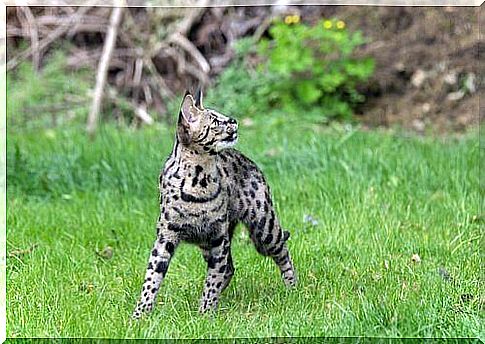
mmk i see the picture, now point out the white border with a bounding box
[0,1,482,343]
[0,3,6,344]
[2,0,485,6]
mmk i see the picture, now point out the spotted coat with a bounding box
[132,90,296,318]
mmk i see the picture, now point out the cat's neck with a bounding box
[172,139,218,170]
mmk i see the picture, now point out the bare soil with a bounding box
[305,5,483,133]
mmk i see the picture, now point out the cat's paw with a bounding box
[282,269,297,288]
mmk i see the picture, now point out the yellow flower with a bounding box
[336,20,346,29]
[284,14,301,25]
[323,20,333,29]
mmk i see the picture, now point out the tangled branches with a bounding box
[6,5,269,133]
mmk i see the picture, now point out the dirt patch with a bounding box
[312,6,483,133]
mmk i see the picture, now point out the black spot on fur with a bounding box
[276,227,282,243]
[199,177,208,188]
[208,256,216,269]
[268,214,275,231]
[243,209,249,219]
[166,242,175,255]
[155,261,168,275]
[168,223,197,232]
[251,181,259,190]
[270,242,284,256]
[211,236,225,248]
[181,181,222,203]
[263,233,273,245]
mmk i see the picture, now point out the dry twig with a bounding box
[87,6,124,136]
[18,7,40,71]
[7,6,92,71]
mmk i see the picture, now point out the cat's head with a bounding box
[176,89,238,151]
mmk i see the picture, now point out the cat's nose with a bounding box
[227,119,238,134]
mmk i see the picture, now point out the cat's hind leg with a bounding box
[248,210,297,287]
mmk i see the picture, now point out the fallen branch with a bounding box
[106,87,154,125]
[134,106,154,125]
[169,31,210,74]
[177,0,210,36]
[143,56,174,99]
[19,7,40,71]
[253,15,274,42]
[86,6,124,136]
[7,5,92,71]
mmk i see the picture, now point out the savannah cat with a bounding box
[132,90,297,318]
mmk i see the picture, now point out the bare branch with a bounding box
[6,5,92,71]
[19,7,40,71]
[169,32,210,74]
[86,6,124,136]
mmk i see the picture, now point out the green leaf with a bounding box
[296,81,322,104]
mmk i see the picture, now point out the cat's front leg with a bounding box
[199,233,233,313]
[132,221,179,319]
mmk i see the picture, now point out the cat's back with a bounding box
[218,148,264,181]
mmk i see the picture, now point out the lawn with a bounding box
[6,119,482,339]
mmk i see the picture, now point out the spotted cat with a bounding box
[132,89,297,318]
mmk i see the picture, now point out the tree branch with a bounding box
[86,6,124,136]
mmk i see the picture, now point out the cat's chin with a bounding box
[215,137,238,151]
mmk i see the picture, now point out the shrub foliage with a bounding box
[209,18,375,122]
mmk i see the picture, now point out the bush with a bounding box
[203,39,269,119]
[208,17,375,122]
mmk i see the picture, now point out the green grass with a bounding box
[7,119,482,339]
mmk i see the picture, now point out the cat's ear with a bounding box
[194,87,204,109]
[179,91,199,125]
